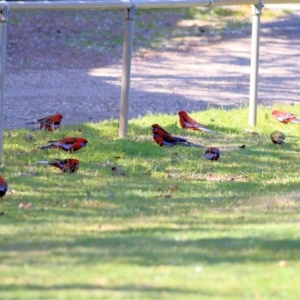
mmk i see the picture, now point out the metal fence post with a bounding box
[249,0,264,126]
[119,4,136,138]
[0,2,8,167]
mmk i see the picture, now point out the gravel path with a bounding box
[4,5,300,129]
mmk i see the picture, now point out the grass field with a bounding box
[1,105,300,299]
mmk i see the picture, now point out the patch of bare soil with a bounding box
[4,7,300,129]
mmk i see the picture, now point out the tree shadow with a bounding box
[4,8,300,130]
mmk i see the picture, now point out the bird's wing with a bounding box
[52,141,74,150]
[204,153,216,159]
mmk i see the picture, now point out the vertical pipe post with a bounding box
[249,0,263,126]
[119,4,135,138]
[0,2,8,166]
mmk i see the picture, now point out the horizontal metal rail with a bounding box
[210,0,258,5]
[1,1,133,11]
[1,0,300,11]
[133,0,210,9]
[264,0,300,3]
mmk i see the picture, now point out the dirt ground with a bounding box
[4,5,300,129]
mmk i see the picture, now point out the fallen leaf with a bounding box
[244,129,259,135]
[169,185,179,192]
[278,260,288,267]
[19,202,33,209]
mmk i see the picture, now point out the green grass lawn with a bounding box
[2,105,300,299]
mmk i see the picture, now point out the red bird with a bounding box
[0,175,8,198]
[26,113,63,131]
[178,111,218,133]
[204,147,221,161]
[152,127,204,148]
[37,158,79,173]
[40,137,88,152]
[271,110,300,124]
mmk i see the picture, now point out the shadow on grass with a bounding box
[1,283,214,298]
[2,225,300,267]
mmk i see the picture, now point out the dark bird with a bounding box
[36,158,80,173]
[0,175,8,198]
[204,147,221,161]
[271,110,300,124]
[40,137,88,152]
[270,131,285,145]
[26,113,63,131]
[178,110,218,133]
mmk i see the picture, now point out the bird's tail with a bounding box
[196,125,223,135]
[25,118,40,125]
[184,141,206,148]
[36,160,51,165]
[25,119,41,131]
[40,145,52,150]
[200,127,218,134]
[208,129,224,135]
[291,118,300,124]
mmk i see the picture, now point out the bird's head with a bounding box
[78,138,88,146]
[205,147,221,160]
[152,128,163,136]
[271,110,279,116]
[152,124,161,130]
[55,113,63,120]
[178,111,187,117]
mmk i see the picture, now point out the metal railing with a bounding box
[0,0,299,162]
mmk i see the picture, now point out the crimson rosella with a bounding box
[178,110,218,133]
[37,158,79,173]
[0,175,8,198]
[271,110,300,124]
[270,131,285,145]
[26,113,63,131]
[40,137,88,152]
[204,147,221,161]
[152,126,204,148]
